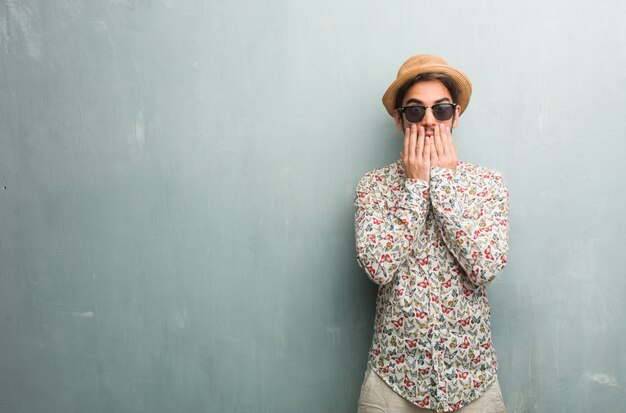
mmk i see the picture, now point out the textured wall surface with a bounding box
[1,1,625,412]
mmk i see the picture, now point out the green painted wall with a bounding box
[1,1,625,412]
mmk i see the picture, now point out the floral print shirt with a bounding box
[354,159,509,412]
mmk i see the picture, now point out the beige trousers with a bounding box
[357,365,507,413]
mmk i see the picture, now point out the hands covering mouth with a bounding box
[400,123,458,182]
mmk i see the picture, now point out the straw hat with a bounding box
[382,54,472,117]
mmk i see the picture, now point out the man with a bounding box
[354,54,509,412]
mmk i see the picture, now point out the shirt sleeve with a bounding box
[354,173,431,285]
[429,167,510,286]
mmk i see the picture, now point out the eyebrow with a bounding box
[404,97,451,105]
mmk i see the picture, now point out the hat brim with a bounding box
[382,63,472,117]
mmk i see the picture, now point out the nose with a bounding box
[420,107,437,128]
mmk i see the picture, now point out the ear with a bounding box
[392,109,405,132]
[452,105,461,129]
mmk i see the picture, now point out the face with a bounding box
[392,80,461,137]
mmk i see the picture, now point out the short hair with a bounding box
[394,73,460,110]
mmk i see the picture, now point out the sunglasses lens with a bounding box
[404,106,425,123]
[432,104,455,121]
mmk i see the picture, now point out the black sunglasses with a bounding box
[397,103,457,123]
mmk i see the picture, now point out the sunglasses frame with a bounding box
[397,103,458,123]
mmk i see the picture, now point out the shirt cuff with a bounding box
[395,178,430,211]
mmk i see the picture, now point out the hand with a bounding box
[429,123,458,171]
[400,124,431,182]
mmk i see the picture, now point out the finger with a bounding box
[416,126,425,158]
[439,123,451,158]
[423,135,431,165]
[408,124,417,161]
[429,138,438,165]
[403,127,410,162]
[445,125,457,156]
[442,123,450,143]
[441,123,452,150]
[442,124,456,161]
[434,124,445,157]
